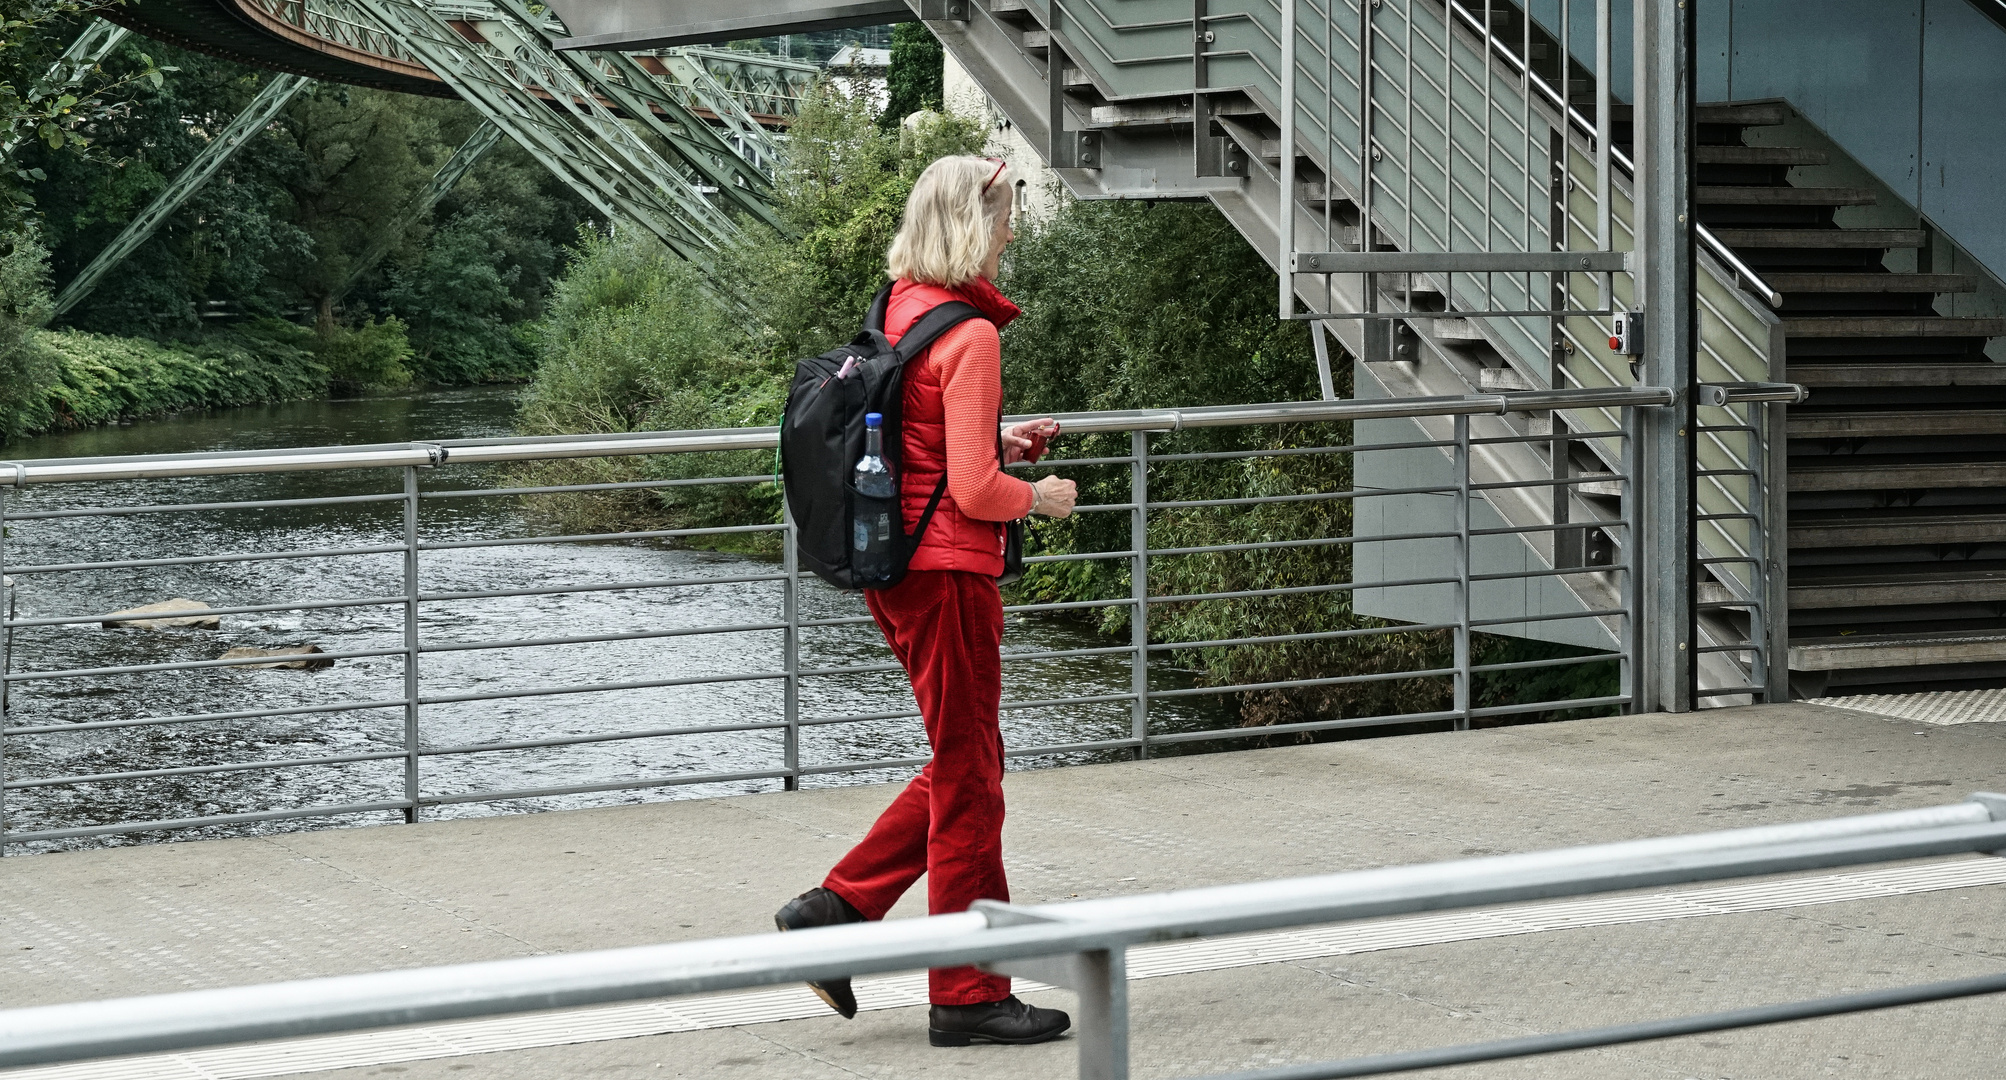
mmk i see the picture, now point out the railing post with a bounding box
[0,469,14,855]
[1620,405,1639,710]
[1278,0,1296,320]
[1453,413,1472,731]
[782,503,801,790]
[1130,430,1149,759]
[401,464,422,823]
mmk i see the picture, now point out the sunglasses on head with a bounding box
[980,157,1008,194]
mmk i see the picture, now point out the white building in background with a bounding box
[824,44,891,114]
[941,50,1062,223]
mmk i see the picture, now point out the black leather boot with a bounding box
[774,887,867,1019]
[928,995,1072,1046]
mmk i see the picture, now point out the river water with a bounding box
[0,388,1230,851]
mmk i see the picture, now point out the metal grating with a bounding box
[15,857,2006,1080]
[1823,689,2006,726]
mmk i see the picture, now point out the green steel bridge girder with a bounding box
[51,71,312,318]
[335,120,505,300]
[343,0,732,267]
[1,19,133,160]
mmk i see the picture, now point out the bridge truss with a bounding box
[57,0,827,313]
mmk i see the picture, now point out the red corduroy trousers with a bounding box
[823,569,1012,1006]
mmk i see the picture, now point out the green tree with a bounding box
[879,21,944,129]
[0,225,57,436]
[383,210,531,384]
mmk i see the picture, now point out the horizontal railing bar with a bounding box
[1467,608,1628,628]
[1468,474,1630,493]
[420,475,770,500]
[1,697,406,737]
[2,542,407,576]
[3,644,410,683]
[418,524,783,551]
[1468,430,1626,448]
[415,574,787,604]
[1294,250,1629,274]
[798,708,921,726]
[1467,564,1628,583]
[1294,309,1618,321]
[0,492,406,521]
[1469,654,1621,675]
[795,756,928,776]
[1149,578,1456,605]
[6,802,1999,1061]
[1004,455,1139,469]
[1148,532,1454,558]
[1142,709,1468,745]
[418,766,794,807]
[0,799,411,846]
[1468,695,1632,719]
[4,747,407,791]
[4,593,407,630]
[1022,549,1137,565]
[1465,520,1623,537]
[800,644,1135,680]
[417,669,787,706]
[0,390,1676,485]
[1148,485,1449,510]
[1696,686,1767,697]
[1150,667,1459,699]
[1004,737,1144,758]
[1697,644,1755,655]
[420,622,787,655]
[1145,440,1451,463]
[1150,623,1460,653]
[418,718,791,757]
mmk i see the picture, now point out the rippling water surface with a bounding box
[0,389,1229,851]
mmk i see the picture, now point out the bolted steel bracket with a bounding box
[918,0,971,20]
[972,901,1129,1079]
[410,443,450,469]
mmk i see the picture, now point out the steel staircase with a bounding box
[1678,101,2006,695]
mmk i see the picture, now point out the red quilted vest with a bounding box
[883,278,1020,576]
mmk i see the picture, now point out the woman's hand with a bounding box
[1029,475,1077,519]
[1003,418,1061,464]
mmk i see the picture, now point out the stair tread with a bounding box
[1791,509,2006,548]
[1787,629,2006,670]
[1695,145,1828,165]
[1695,102,1790,126]
[1790,410,2006,438]
[1794,562,2006,586]
[1788,363,2006,387]
[1709,228,1926,248]
[1789,455,2006,490]
[1782,316,2006,337]
[1697,185,1876,206]
[1764,273,1976,293]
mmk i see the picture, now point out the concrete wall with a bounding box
[941,50,1064,223]
[1696,0,2006,282]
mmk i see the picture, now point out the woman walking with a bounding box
[775,156,1078,1047]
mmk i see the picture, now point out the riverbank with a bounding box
[4,702,2001,1078]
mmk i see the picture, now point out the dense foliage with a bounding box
[880,22,944,129]
[0,21,593,441]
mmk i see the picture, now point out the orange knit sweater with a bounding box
[923,320,1037,522]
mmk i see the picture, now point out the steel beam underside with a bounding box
[545,0,911,51]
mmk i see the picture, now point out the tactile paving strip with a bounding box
[16,857,2006,1080]
[1824,688,2006,726]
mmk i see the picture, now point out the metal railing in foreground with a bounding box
[1,796,2002,1078]
[0,387,1679,849]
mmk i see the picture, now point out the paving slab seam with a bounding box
[10,857,2003,1080]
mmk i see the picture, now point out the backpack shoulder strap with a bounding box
[862,282,895,333]
[891,301,985,364]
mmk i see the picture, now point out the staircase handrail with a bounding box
[1443,1,1786,309]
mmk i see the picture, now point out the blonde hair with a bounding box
[885,156,1014,286]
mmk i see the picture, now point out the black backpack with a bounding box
[781,284,984,590]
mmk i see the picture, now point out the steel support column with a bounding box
[1631,0,1698,713]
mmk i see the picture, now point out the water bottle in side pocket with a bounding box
[851,412,898,583]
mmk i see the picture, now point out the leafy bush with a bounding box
[32,323,328,429]
[384,211,534,384]
[314,316,412,392]
[0,226,58,437]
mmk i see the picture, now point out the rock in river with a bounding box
[219,645,334,671]
[101,599,221,630]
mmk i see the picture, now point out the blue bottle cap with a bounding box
[864,412,883,427]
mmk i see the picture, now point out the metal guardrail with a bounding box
[0,388,1710,850]
[1,795,2001,1076]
